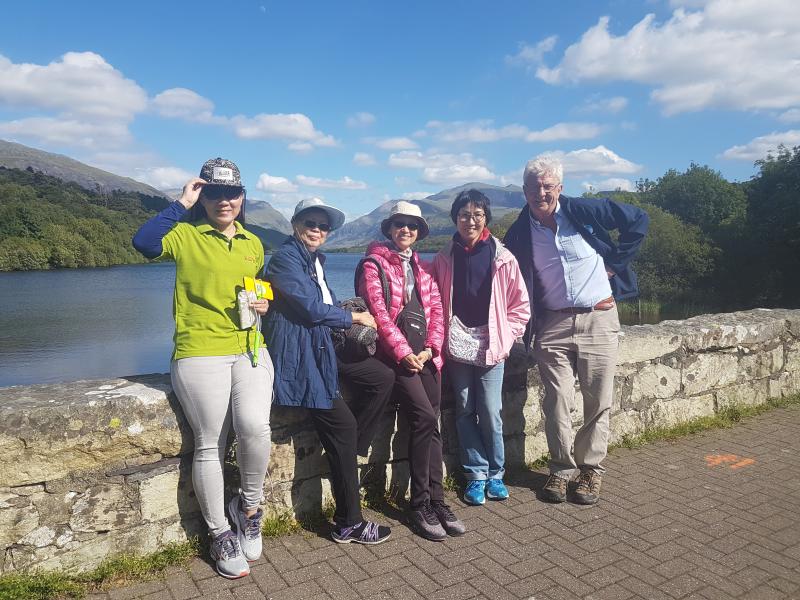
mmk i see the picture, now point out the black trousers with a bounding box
[337,356,395,457]
[310,395,363,528]
[310,357,395,528]
[389,361,444,509]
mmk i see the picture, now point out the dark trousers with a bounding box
[310,395,363,528]
[390,362,444,509]
[337,356,395,456]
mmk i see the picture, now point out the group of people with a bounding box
[133,155,648,579]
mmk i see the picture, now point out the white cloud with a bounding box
[778,109,800,123]
[256,173,299,193]
[581,178,635,192]
[0,51,147,120]
[401,192,433,200]
[422,165,496,185]
[346,112,376,127]
[525,122,604,142]
[151,88,219,123]
[425,119,602,144]
[353,152,376,166]
[505,36,558,69]
[387,151,427,169]
[296,175,368,190]
[531,1,800,114]
[368,136,419,150]
[577,95,629,114]
[0,117,132,148]
[134,166,195,190]
[720,129,800,160]
[230,113,336,148]
[288,142,314,154]
[539,146,643,177]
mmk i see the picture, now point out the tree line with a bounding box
[0,167,168,271]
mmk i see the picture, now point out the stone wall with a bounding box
[1,309,798,574]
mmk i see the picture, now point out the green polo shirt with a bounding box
[161,219,265,360]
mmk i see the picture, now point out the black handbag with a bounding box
[395,284,427,355]
[331,296,378,362]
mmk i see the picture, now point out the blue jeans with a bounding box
[448,360,506,481]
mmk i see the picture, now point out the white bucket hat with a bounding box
[292,197,346,231]
[380,201,430,241]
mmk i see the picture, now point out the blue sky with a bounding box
[1,0,798,220]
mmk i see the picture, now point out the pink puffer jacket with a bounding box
[358,241,445,370]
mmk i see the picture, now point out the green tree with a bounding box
[645,163,747,240]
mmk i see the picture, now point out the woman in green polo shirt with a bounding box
[133,158,272,580]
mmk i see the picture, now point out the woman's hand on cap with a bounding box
[178,177,207,210]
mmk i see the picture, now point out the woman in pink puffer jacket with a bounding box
[357,201,465,542]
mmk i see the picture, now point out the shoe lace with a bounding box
[546,474,566,490]
[214,533,240,560]
[431,501,456,521]
[577,471,597,491]
[244,512,262,540]
[421,501,440,525]
[360,521,382,543]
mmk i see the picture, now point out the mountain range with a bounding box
[325,182,525,248]
[0,139,525,249]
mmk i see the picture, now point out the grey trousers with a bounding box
[533,306,619,478]
[171,349,273,537]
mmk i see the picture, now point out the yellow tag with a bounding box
[244,276,273,300]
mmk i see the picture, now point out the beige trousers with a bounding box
[533,306,619,478]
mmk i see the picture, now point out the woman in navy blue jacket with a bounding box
[263,198,392,545]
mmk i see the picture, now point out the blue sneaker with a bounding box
[463,480,486,505]
[486,478,509,501]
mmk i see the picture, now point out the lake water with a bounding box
[1,253,664,388]
[0,254,426,387]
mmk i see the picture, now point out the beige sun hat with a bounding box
[380,201,430,241]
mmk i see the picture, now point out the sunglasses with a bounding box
[391,220,419,231]
[303,219,331,232]
[202,185,244,201]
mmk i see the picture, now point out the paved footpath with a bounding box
[93,405,800,600]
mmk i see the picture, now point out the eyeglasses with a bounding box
[391,220,419,231]
[202,185,244,201]
[457,212,486,222]
[525,182,561,194]
[303,219,331,232]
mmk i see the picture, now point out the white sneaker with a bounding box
[227,494,263,562]
[209,530,249,579]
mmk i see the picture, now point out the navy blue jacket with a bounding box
[503,195,649,348]
[262,236,353,409]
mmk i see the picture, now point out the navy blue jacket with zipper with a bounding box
[262,235,352,409]
[503,195,649,349]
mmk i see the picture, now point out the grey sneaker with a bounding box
[573,469,602,505]
[410,501,447,541]
[431,500,466,537]
[540,474,568,503]
[209,530,250,579]
[227,494,263,561]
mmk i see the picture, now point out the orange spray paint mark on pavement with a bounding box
[705,454,756,470]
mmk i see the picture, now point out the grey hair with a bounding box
[523,156,563,184]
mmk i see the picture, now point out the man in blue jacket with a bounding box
[504,156,648,505]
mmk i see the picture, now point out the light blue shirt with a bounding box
[529,202,612,310]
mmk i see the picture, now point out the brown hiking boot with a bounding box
[573,469,602,505]
[540,474,567,503]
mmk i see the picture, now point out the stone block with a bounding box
[645,394,715,429]
[618,326,682,363]
[610,409,646,442]
[739,344,784,381]
[138,468,199,522]
[716,379,770,409]
[682,351,739,395]
[69,483,132,532]
[629,362,682,404]
[0,496,38,548]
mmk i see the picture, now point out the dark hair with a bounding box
[450,189,492,224]
[185,188,247,225]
